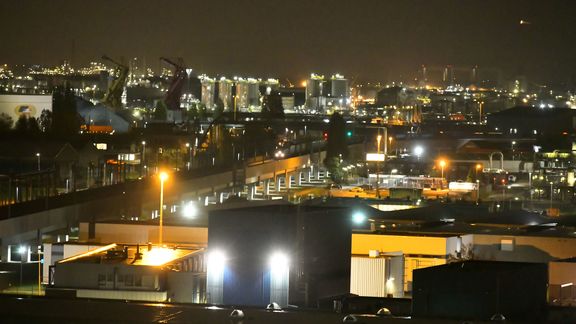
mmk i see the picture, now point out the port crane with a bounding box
[160,57,188,111]
[101,55,129,111]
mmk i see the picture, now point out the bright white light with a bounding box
[18,246,27,254]
[182,201,198,218]
[270,252,289,272]
[143,247,176,266]
[414,146,424,157]
[352,212,366,224]
[208,250,226,270]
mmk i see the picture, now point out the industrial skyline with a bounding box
[3,1,576,322]
[1,1,575,84]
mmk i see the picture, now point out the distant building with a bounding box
[77,220,208,246]
[443,65,455,87]
[326,74,350,110]
[199,75,215,110]
[549,258,576,307]
[305,73,326,111]
[487,106,576,138]
[235,78,260,112]
[217,78,233,112]
[376,86,416,108]
[206,202,352,307]
[259,78,280,96]
[0,94,52,124]
[278,87,306,111]
[49,243,206,303]
[412,261,548,321]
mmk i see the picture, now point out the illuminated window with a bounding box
[500,238,514,251]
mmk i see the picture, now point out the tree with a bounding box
[325,112,348,159]
[214,98,225,119]
[14,115,29,133]
[325,156,345,184]
[261,92,284,119]
[39,109,52,133]
[14,116,42,135]
[0,113,13,132]
[324,112,349,184]
[52,86,82,137]
[153,100,167,120]
[244,123,276,157]
[28,117,41,135]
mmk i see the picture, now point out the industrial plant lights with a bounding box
[182,201,198,218]
[208,250,226,270]
[269,252,289,273]
[352,212,366,224]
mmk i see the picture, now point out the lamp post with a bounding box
[36,153,40,171]
[476,180,480,204]
[158,172,168,246]
[141,141,146,176]
[376,134,382,198]
[528,172,532,201]
[511,141,516,161]
[185,143,191,170]
[37,245,41,295]
[550,181,553,208]
[439,160,446,179]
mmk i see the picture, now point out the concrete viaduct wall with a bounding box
[0,143,363,258]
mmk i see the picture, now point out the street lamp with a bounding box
[550,181,553,208]
[376,134,382,198]
[476,180,480,204]
[37,245,42,295]
[158,172,168,246]
[185,143,191,170]
[475,163,482,180]
[439,160,446,179]
[36,153,40,171]
[414,146,424,161]
[141,141,146,175]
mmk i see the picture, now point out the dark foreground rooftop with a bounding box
[0,294,462,324]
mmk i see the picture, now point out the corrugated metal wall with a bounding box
[350,257,387,297]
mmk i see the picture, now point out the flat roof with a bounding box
[58,244,202,266]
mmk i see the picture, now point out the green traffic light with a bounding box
[346,131,352,137]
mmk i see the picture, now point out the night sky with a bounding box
[1,0,575,84]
